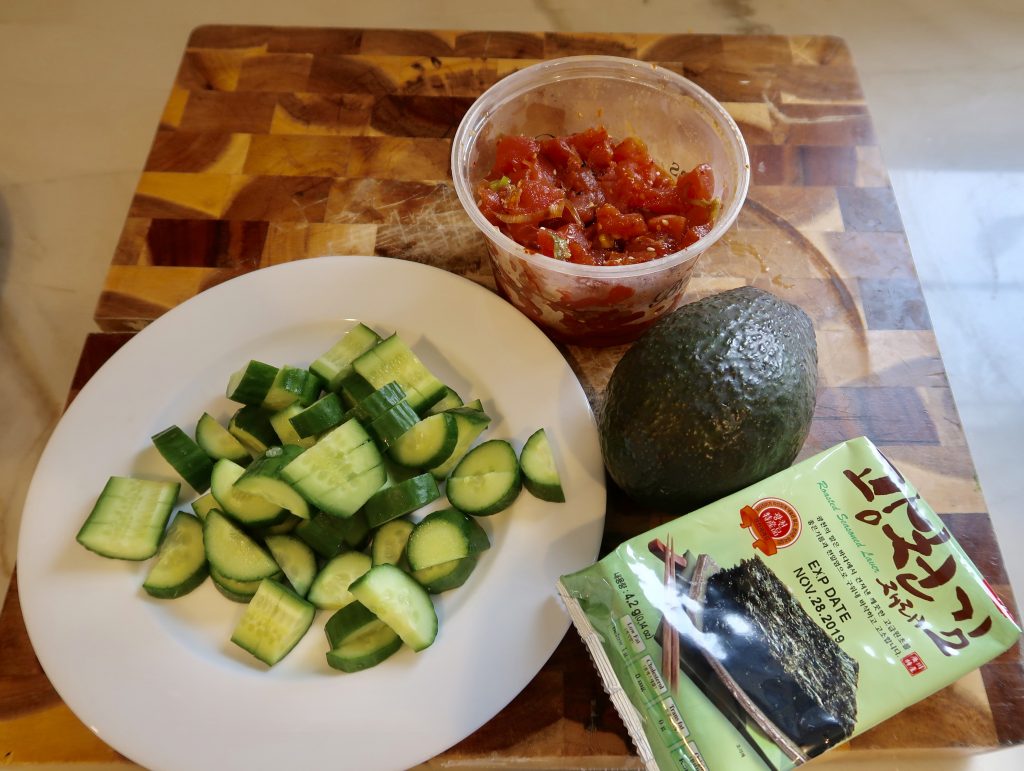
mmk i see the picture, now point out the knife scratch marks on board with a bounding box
[374,201,486,270]
[290,193,328,224]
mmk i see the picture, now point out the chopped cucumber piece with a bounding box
[389,412,458,469]
[289,392,345,438]
[228,405,277,456]
[190,491,218,520]
[211,566,266,602]
[210,458,284,527]
[412,555,480,594]
[347,381,406,424]
[353,334,446,413]
[428,406,492,479]
[364,473,440,528]
[519,428,565,502]
[339,508,372,550]
[325,602,402,672]
[426,386,464,414]
[226,360,279,406]
[367,400,420,449]
[262,365,321,411]
[311,322,382,391]
[337,372,375,408]
[253,513,302,536]
[142,512,208,598]
[349,564,438,652]
[269,404,316,450]
[76,476,179,561]
[446,439,521,516]
[195,412,250,464]
[295,511,350,559]
[281,420,386,518]
[151,425,214,493]
[231,579,315,666]
[406,507,490,571]
[203,509,280,582]
[264,534,318,597]
[234,446,310,519]
[307,551,372,610]
[371,518,415,567]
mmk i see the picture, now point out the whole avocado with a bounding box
[600,285,817,512]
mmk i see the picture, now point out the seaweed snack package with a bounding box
[557,437,1020,771]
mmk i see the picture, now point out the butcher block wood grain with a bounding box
[3,25,1021,769]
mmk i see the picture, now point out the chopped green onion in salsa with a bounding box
[476,126,720,266]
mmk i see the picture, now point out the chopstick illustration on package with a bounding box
[651,536,709,771]
[662,536,681,692]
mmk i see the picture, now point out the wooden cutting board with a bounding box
[3,26,1021,768]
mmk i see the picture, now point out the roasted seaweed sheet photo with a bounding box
[654,545,860,766]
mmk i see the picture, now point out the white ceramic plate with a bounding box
[18,256,606,771]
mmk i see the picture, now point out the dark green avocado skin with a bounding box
[600,286,818,512]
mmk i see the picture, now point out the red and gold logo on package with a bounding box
[740,497,802,556]
[901,652,928,675]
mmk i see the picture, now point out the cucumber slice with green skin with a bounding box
[446,439,522,516]
[349,564,438,652]
[519,428,566,503]
[76,476,179,561]
[324,602,402,672]
[426,386,463,414]
[314,463,387,519]
[269,404,316,450]
[389,413,458,469]
[412,555,479,594]
[294,511,350,559]
[337,372,376,408]
[311,322,383,392]
[339,508,372,550]
[263,365,321,411]
[264,534,318,597]
[226,360,279,406]
[253,513,302,536]
[203,509,280,582]
[281,420,386,518]
[371,518,415,566]
[324,601,378,649]
[142,512,208,599]
[293,457,386,519]
[347,381,407,424]
[353,334,446,414]
[191,491,218,520]
[307,551,372,610]
[405,507,490,571]
[234,446,311,519]
[195,413,250,464]
[428,407,492,479]
[326,623,402,672]
[368,400,420,450]
[231,579,315,666]
[151,425,214,493]
[289,393,345,438]
[364,473,440,528]
[464,398,484,411]
[211,566,265,602]
[228,406,278,456]
[210,458,284,527]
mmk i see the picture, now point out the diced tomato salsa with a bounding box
[476,126,720,266]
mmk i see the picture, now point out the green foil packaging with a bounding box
[557,437,1020,771]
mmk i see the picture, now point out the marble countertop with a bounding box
[1,1,1021,769]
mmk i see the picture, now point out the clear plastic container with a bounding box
[452,56,750,346]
